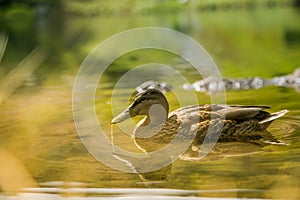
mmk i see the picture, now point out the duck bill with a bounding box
[111,108,131,124]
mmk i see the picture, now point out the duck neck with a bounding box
[135,103,169,138]
[150,102,168,123]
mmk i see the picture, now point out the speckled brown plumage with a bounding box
[111,89,288,153]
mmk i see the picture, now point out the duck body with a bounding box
[111,89,288,152]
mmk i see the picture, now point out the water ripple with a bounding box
[269,114,300,139]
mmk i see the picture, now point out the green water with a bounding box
[0,3,300,199]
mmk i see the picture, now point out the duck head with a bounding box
[111,89,169,124]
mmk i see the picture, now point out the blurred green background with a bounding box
[0,0,300,199]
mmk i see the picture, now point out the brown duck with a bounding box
[111,89,288,152]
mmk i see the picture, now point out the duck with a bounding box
[111,89,288,153]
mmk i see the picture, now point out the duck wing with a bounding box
[169,104,272,122]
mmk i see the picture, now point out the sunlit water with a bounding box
[0,3,300,199]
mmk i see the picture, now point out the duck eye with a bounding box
[140,97,146,102]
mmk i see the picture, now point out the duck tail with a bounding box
[259,109,289,124]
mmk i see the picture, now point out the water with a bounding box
[0,2,300,199]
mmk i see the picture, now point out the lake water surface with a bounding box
[0,3,300,199]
